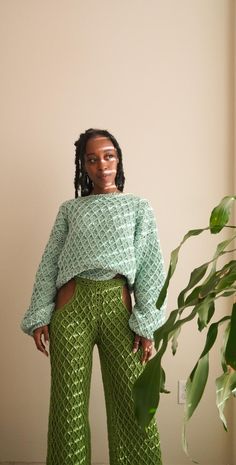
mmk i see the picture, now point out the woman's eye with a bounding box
[87,154,115,164]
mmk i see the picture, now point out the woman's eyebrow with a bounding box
[86,147,116,156]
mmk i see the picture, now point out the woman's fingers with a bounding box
[33,325,49,357]
[140,338,153,365]
[43,325,50,355]
[132,334,141,353]
[43,325,49,344]
[132,334,153,364]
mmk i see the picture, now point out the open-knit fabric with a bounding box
[20,192,166,339]
[46,276,162,465]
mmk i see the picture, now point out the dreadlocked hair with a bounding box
[74,128,125,198]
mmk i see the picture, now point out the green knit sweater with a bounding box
[20,192,166,339]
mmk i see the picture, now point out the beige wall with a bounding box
[0,1,235,464]
[233,2,236,464]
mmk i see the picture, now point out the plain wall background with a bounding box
[233,2,236,464]
[0,1,235,464]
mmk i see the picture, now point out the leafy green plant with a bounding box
[133,195,236,460]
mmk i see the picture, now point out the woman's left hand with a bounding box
[132,334,153,365]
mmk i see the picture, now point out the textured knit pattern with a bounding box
[20,192,166,340]
[46,276,162,465]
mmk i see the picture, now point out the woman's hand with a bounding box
[33,325,49,357]
[132,334,153,365]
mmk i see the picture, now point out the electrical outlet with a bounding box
[178,380,186,404]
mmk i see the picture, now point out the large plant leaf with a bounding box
[216,370,236,430]
[158,305,202,358]
[182,354,209,460]
[210,195,236,233]
[225,303,236,370]
[199,268,229,298]
[171,326,182,355]
[133,337,168,429]
[197,298,215,331]
[185,354,209,422]
[160,366,170,394]
[215,261,236,292]
[185,316,229,418]
[179,244,236,310]
[221,322,231,372]
[154,309,179,351]
[156,228,209,309]
[182,353,209,461]
[184,285,203,306]
[199,260,236,299]
[198,237,236,291]
[211,237,236,268]
[178,238,236,310]
[184,320,221,423]
[134,195,236,458]
[199,317,229,358]
[177,263,209,308]
[182,316,230,456]
[219,288,236,297]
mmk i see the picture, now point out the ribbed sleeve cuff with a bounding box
[20,303,55,336]
[128,305,166,340]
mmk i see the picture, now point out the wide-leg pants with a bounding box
[46,275,162,465]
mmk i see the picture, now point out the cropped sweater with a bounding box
[20,192,166,340]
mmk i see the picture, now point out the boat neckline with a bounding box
[79,192,133,198]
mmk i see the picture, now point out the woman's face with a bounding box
[84,136,119,193]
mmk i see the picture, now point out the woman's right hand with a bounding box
[33,325,49,357]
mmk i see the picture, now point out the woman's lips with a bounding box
[98,173,111,179]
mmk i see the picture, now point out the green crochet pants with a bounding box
[46,275,162,465]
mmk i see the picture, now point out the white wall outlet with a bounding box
[178,379,187,404]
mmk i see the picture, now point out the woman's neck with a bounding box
[90,188,121,195]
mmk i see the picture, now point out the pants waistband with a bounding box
[74,275,127,289]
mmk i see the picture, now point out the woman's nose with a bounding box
[97,159,108,170]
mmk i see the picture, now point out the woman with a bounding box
[21,128,166,465]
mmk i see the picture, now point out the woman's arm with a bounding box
[20,201,69,336]
[129,198,166,341]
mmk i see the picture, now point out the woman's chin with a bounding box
[95,178,116,188]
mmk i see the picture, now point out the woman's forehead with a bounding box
[86,136,116,153]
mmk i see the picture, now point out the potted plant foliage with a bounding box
[133,195,236,461]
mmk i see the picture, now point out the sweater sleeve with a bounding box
[20,201,69,336]
[128,198,166,340]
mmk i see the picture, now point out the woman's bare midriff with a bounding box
[54,273,132,313]
[54,278,77,311]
